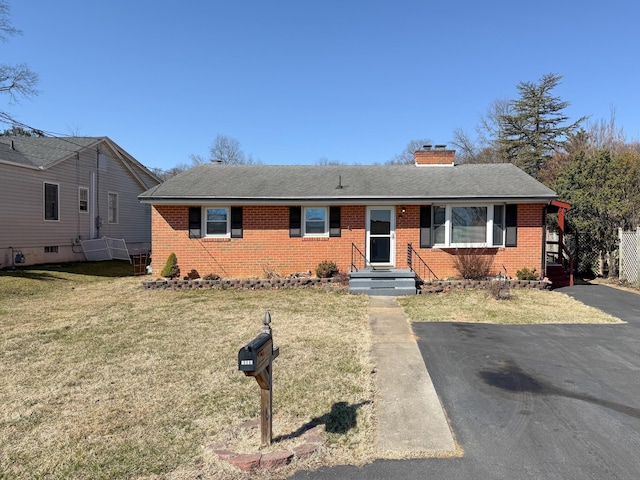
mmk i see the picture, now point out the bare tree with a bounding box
[191,134,255,165]
[150,164,191,181]
[387,138,433,165]
[0,1,38,119]
[315,156,346,165]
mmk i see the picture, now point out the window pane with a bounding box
[493,205,504,246]
[433,206,445,225]
[206,208,228,235]
[305,208,326,234]
[370,237,391,262]
[452,207,486,244]
[79,188,88,212]
[370,210,390,235]
[432,206,446,244]
[434,225,446,244]
[45,183,58,220]
[108,193,118,223]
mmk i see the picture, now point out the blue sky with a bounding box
[3,1,639,171]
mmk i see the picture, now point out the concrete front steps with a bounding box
[349,269,417,296]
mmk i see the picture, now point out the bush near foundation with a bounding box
[160,253,180,279]
[316,260,339,278]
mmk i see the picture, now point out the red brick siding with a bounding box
[151,204,546,279]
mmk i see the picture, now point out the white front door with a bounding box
[366,206,395,267]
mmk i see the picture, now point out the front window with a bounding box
[451,206,487,244]
[44,182,59,221]
[432,204,504,247]
[205,207,229,236]
[304,207,328,236]
[108,192,118,223]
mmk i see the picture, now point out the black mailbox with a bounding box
[238,332,273,375]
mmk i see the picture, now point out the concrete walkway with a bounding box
[369,296,457,454]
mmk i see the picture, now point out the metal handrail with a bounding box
[351,243,373,272]
[407,243,438,283]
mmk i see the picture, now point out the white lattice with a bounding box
[80,237,131,263]
[619,228,639,284]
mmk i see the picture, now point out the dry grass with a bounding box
[399,288,623,324]
[0,264,373,479]
[1,263,625,479]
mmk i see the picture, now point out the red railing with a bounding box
[559,240,575,286]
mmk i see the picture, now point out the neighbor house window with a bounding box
[304,207,328,236]
[44,182,59,221]
[420,204,516,248]
[79,187,89,213]
[108,192,118,223]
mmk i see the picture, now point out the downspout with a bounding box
[95,147,101,238]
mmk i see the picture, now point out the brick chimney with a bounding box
[414,145,455,166]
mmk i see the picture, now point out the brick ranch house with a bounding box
[139,149,570,287]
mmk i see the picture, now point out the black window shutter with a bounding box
[505,204,518,247]
[188,207,201,238]
[289,206,302,237]
[329,206,341,237]
[420,206,432,248]
[231,207,243,238]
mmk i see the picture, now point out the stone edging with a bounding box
[420,279,550,293]
[142,277,342,290]
[208,423,324,472]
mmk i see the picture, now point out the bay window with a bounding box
[420,204,517,248]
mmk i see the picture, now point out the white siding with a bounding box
[0,140,159,268]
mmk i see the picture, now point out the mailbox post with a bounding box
[238,312,279,447]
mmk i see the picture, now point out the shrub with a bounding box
[160,253,180,279]
[203,273,220,281]
[516,267,539,280]
[316,260,339,278]
[185,269,200,280]
[451,249,493,280]
[488,278,511,300]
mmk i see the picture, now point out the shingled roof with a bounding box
[139,163,557,205]
[0,136,102,169]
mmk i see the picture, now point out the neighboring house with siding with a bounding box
[139,148,569,285]
[0,136,161,268]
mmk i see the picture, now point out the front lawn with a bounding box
[0,265,372,479]
[0,264,622,479]
[399,288,622,324]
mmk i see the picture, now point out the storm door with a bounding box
[366,207,395,267]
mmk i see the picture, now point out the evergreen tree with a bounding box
[497,73,585,179]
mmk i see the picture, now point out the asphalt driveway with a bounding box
[290,285,640,479]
